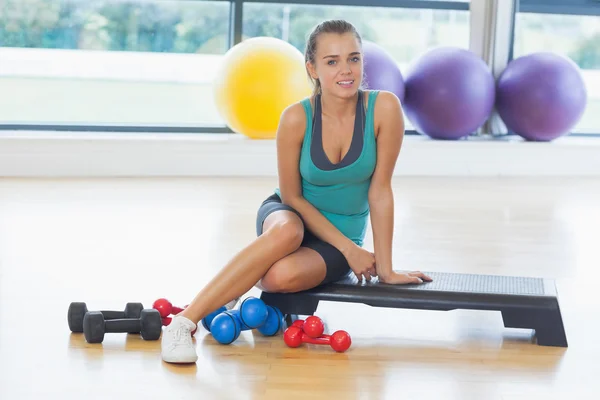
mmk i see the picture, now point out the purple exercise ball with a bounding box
[362,40,405,102]
[496,52,587,141]
[403,47,496,140]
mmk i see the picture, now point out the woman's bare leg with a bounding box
[161,210,303,363]
[257,247,327,293]
[181,210,304,323]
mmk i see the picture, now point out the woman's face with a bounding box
[307,32,363,98]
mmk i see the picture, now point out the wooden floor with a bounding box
[1,176,599,399]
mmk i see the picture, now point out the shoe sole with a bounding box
[162,354,198,364]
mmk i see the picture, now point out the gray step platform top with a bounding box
[327,271,555,297]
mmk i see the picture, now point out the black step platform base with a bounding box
[259,271,568,347]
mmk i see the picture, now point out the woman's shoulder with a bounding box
[280,99,310,126]
[277,99,310,142]
[363,89,400,107]
[364,90,403,138]
[365,89,402,116]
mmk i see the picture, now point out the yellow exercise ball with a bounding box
[213,37,312,139]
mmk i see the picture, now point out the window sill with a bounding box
[0,131,598,177]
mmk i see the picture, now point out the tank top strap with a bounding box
[299,97,314,151]
[365,90,379,145]
[300,97,313,121]
[366,90,379,112]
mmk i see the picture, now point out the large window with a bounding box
[514,1,600,134]
[0,0,470,131]
[0,0,231,129]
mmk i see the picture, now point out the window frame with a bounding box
[228,0,470,47]
[519,0,600,16]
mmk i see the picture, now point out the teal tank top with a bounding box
[275,90,379,247]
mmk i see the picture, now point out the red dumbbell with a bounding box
[291,316,325,338]
[284,325,351,352]
[153,298,185,318]
[154,299,196,335]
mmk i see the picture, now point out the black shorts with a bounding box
[256,193,352,286]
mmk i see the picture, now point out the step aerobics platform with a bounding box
[259,271,567,347]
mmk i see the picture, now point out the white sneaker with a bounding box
[161,315,198,363]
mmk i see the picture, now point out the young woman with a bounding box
[161,19,432,364]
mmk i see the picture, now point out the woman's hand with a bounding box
[379,270,433,285]
[343,244,377,282]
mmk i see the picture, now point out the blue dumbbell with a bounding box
[237,297,268,328]
[257,305,284,336]
[209,309,256,344]
[208,296,267,344]
[201,306,227,332]
[203,296,268,332]
[210,310,243,344]
[210,305,284,344]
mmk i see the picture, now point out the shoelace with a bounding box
[170,324,193,348]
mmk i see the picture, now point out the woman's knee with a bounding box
[260,261,299,293]
[263,214,304,253]
[260,257,325,294]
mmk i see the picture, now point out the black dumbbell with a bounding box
[83,308,162,343]
[68,302,144,333]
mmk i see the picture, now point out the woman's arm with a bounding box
[369,91,431,284]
